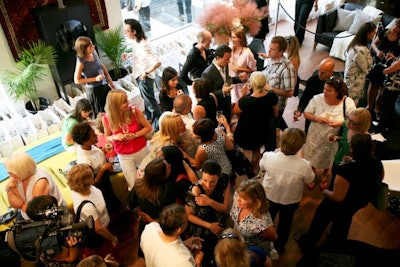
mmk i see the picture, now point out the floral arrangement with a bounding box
[198,1,263,37]
[233,2,263,34]
[198,2,235,36]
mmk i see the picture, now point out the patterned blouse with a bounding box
[202,130,232,175]
[230,191,274,253]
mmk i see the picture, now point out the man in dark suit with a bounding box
[202,45,245,123]
[297,58,335,132]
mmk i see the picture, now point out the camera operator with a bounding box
[26,195,83,267]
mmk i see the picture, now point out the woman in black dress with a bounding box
[233,71,278,171]
[159,66,185,112]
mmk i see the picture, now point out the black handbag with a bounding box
[367,62,387,84]
[226,143,255,178]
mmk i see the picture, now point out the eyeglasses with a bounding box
[347,119,359,126]
[285,36,292,42]
[220,233,239,240]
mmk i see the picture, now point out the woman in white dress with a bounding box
[302,77,356,190]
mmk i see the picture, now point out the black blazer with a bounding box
[202,63,232,123]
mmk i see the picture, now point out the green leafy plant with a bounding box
[1,40,57,111]
[94,24,128,79]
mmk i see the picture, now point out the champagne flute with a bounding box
[225,76,233,87]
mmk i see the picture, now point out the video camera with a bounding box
[6,206,94,261]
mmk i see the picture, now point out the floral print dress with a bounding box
[344,45,373,105]
[230,191,274,253]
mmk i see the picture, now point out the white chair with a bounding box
[53,98,73,114]
[37,109,62,134]
[0,119,24,151]
[0,122,14,158]
[68,94,86,109]
[8,115,38,145]
[26,113,49,140]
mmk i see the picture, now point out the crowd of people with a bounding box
[3,6,400,267]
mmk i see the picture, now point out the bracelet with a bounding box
[226,133,233,137]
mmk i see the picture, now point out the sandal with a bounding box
[307,182,315,190]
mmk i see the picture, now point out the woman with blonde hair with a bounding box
[138,112,187,173]
[330,107,372,188]
[285,35,301,97]
[229,28,257,103]
[230,179,277,257]
[74,36,114,116]
[67,164,118,258]
[103,89,152,190]
[233,71,278,172]
[5,152,64,220]
[215,228,271,267]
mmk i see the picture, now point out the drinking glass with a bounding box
[225,76,233,86]
[293,110,301,122]
[216,110,224,124]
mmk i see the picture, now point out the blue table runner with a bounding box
[0,137,64,182]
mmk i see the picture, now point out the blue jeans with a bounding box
[137,76,161,131]
[295,0,314,45]
[139,6,151,34]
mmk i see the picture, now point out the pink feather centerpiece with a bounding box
[198,1,263,44]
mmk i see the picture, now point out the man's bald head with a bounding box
[197,30,212,49]
[173,94,192,115]
[318,58,335,81]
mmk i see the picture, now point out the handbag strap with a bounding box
[75,200,95,223]
[131,106,143,128]
[342,96,347,119]
[210,92,218,109]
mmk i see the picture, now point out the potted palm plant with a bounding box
[1,40,57,112]
[94,24,128,80]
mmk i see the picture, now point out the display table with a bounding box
[382,159,400,192]
[0,132,129,214]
